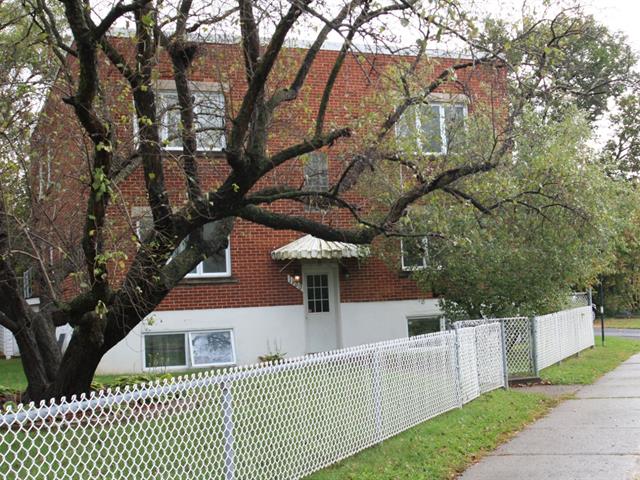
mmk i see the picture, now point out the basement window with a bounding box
[407,315,443,336]
[143,329,236,369]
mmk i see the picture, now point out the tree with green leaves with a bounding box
[364,4,639,319]
[403,107,631,319]
[0,0,630,402]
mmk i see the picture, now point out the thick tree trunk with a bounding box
[47,333,104,400]
[13,326,53,403]
[32,312,62,380]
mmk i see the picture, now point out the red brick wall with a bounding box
[35,39,505,309]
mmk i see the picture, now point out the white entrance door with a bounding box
[303,264,341,353]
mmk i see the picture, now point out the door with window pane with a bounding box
[303,265,340,353]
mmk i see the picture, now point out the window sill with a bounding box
[398,269,425,278]
[179,276,239,285]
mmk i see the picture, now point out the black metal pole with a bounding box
[599,281,605,346]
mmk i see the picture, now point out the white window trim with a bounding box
[143,331,189,370]
[38,151,52,200]
[139,206,233,279]
[143,329,237,371]
[395,93,469,156]
[23,267,33,299]
[400,237,428,271]
[156,80,226,153]
[406,314,444,336]
[188,330,237,368]
[132,81,227,153]
[184,241,232,278]
[418,102,468,155]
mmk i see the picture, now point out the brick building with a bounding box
[13,38,504,372]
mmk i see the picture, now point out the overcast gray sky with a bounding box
[585,0,640,51]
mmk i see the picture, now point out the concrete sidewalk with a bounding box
[459,354,640,480]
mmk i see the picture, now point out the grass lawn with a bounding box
[307,335,640,479]
[595,317,640,329]
[540,336,640,384]
[3,335,638,479]
[306,389,556,480]
[0,357,206,393]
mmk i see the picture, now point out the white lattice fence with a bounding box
[0,326,505,480]
[534,306,595,370]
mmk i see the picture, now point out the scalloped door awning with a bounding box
[271,234,369,260]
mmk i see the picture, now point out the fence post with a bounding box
[499,321,509,389]
[371,346,383,443]
[453,324,464,407]
[221,380,235,480]
[474,327,482,392]
[530,317,539,377]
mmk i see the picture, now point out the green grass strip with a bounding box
[595,318,640,329]
[306,389,556,480]
[540,336,640,384]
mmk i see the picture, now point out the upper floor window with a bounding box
[135,209,231,278]
[158,89,226,152]
[401,237,428,271]
[22,267,34,299]
[397,102,467,154]
[174,222,232,278]
[303,152,329,191]
[37,149,53,200]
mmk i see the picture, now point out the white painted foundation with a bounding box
[340,299,442,347]
[96,298,442,375]
[97,304,306,374]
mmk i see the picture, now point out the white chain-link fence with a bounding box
[453,305,595,379]
[534,305,594,370]
[0,306,592,479]
[567,291,592,308]
[0,324,505,480]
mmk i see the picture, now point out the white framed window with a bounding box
[38,151,52,200]
[178,222,231,278]
[161,219,232,278]
[143,329,236,370]
[23,267,34,299]
[189,330,236,367]
[407,315,444,336]
[401,237,428,271]
[144,333,188,369]
[157,88,226,152]
[303,152,329,192]
[397,102,467,154]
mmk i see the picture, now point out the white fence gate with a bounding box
[454,306,595,379]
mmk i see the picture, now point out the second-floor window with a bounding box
[303,152,329,191]
[397,102,467,154]
[401,237,428,271]
[137,211,231,278]
[158,89,226,152]
[173,222,232,278]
